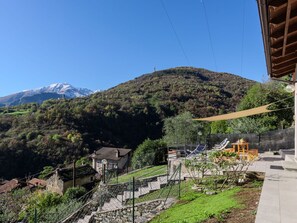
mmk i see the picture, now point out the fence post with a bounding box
[178,163,181,199]
[34,207,37,223]
[132,177,135,223]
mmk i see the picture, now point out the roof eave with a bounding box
[257,0,273,77]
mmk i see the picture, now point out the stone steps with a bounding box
[101,197,123,211]
[75,174,171,222]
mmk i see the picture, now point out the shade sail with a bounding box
[193,104,273,122]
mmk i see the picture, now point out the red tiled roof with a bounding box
[0,179,20,193]
[27,178,47,187]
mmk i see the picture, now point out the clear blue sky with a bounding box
[0,0,266,96]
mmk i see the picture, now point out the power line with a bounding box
[240,0,246,76]
[201,0,217,71]
[160,0,191,65]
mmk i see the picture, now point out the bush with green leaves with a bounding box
[18,191,63,222]
[63,186,87,201]
[39,166,54,179]
[76,156,91,166]
[132,139,167,169]
[0,188,31,222]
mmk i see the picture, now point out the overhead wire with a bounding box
[201,0,217,71]
[240,0,246,76]
[159,0,191,65]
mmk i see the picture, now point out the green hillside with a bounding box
[0,67,256,179]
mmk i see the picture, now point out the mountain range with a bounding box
[0,83,93,106]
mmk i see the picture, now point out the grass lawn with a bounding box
[150,186,241,223]
[0,109,30,116]
[110,165,167,184]
[127,180,190,205]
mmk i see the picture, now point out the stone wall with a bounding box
[94,199,165,223]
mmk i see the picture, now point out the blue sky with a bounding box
[0,0,266,96]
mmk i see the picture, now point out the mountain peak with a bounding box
[0,83,94,106]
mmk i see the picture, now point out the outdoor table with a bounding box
[232,141,249,159]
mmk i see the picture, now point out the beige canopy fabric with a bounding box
[193,104,274,122]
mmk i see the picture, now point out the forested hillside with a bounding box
[0,67,256,179]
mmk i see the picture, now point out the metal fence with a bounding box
[208,127,294,152]
[25,164,183,223]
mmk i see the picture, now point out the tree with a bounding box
[210,120,231,134]
[39,166,54,179]
[163,112,207,146]
[131,139,167,169]
[76,157,91,166]
[231,82,294,133]
[63,187,86,201]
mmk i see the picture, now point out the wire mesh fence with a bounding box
[56,164,182,223]
[208,127,294,152]
[2,164,183,223]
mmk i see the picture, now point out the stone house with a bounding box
[91,147,131,174]
[46,164,97,195]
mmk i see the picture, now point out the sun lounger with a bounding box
[213,140,230,151]
[186,144,206,158]
[213,138,228,149]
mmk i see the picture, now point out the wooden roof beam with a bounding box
[272,57,297,69]
[271,29,297,48]
[272,51,297,63]
[272,63,296,75]
[272,68,295,77]
[283,0,292,56]
[271,41,297,57]
[269,0,297,23]
[269,2,287,22]
[269,0,288,8]
[270,15,297,38]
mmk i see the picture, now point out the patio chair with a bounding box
[213,140,230,151]
[186,144,206,158]
[213,138,228,149]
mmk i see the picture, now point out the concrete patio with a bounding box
[248,152,297,223]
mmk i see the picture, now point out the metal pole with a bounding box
[132,177,135,223]
[73,160,76,187]
[103,164,106,184]
[117,165,118,184]
[167,147,169,182]
[178,164,181,199]
[34,207,37,223]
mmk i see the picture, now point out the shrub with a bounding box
[63,187,86,201]
[132,139,166,169]
[39,166,54,179]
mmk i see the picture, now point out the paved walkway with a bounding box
[248,153,297,223]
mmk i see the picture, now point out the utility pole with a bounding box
[132,177,135,223]
[73,160,76,187]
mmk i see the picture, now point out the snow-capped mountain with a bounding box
[0,83,94,106]
[35,83,93,98]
